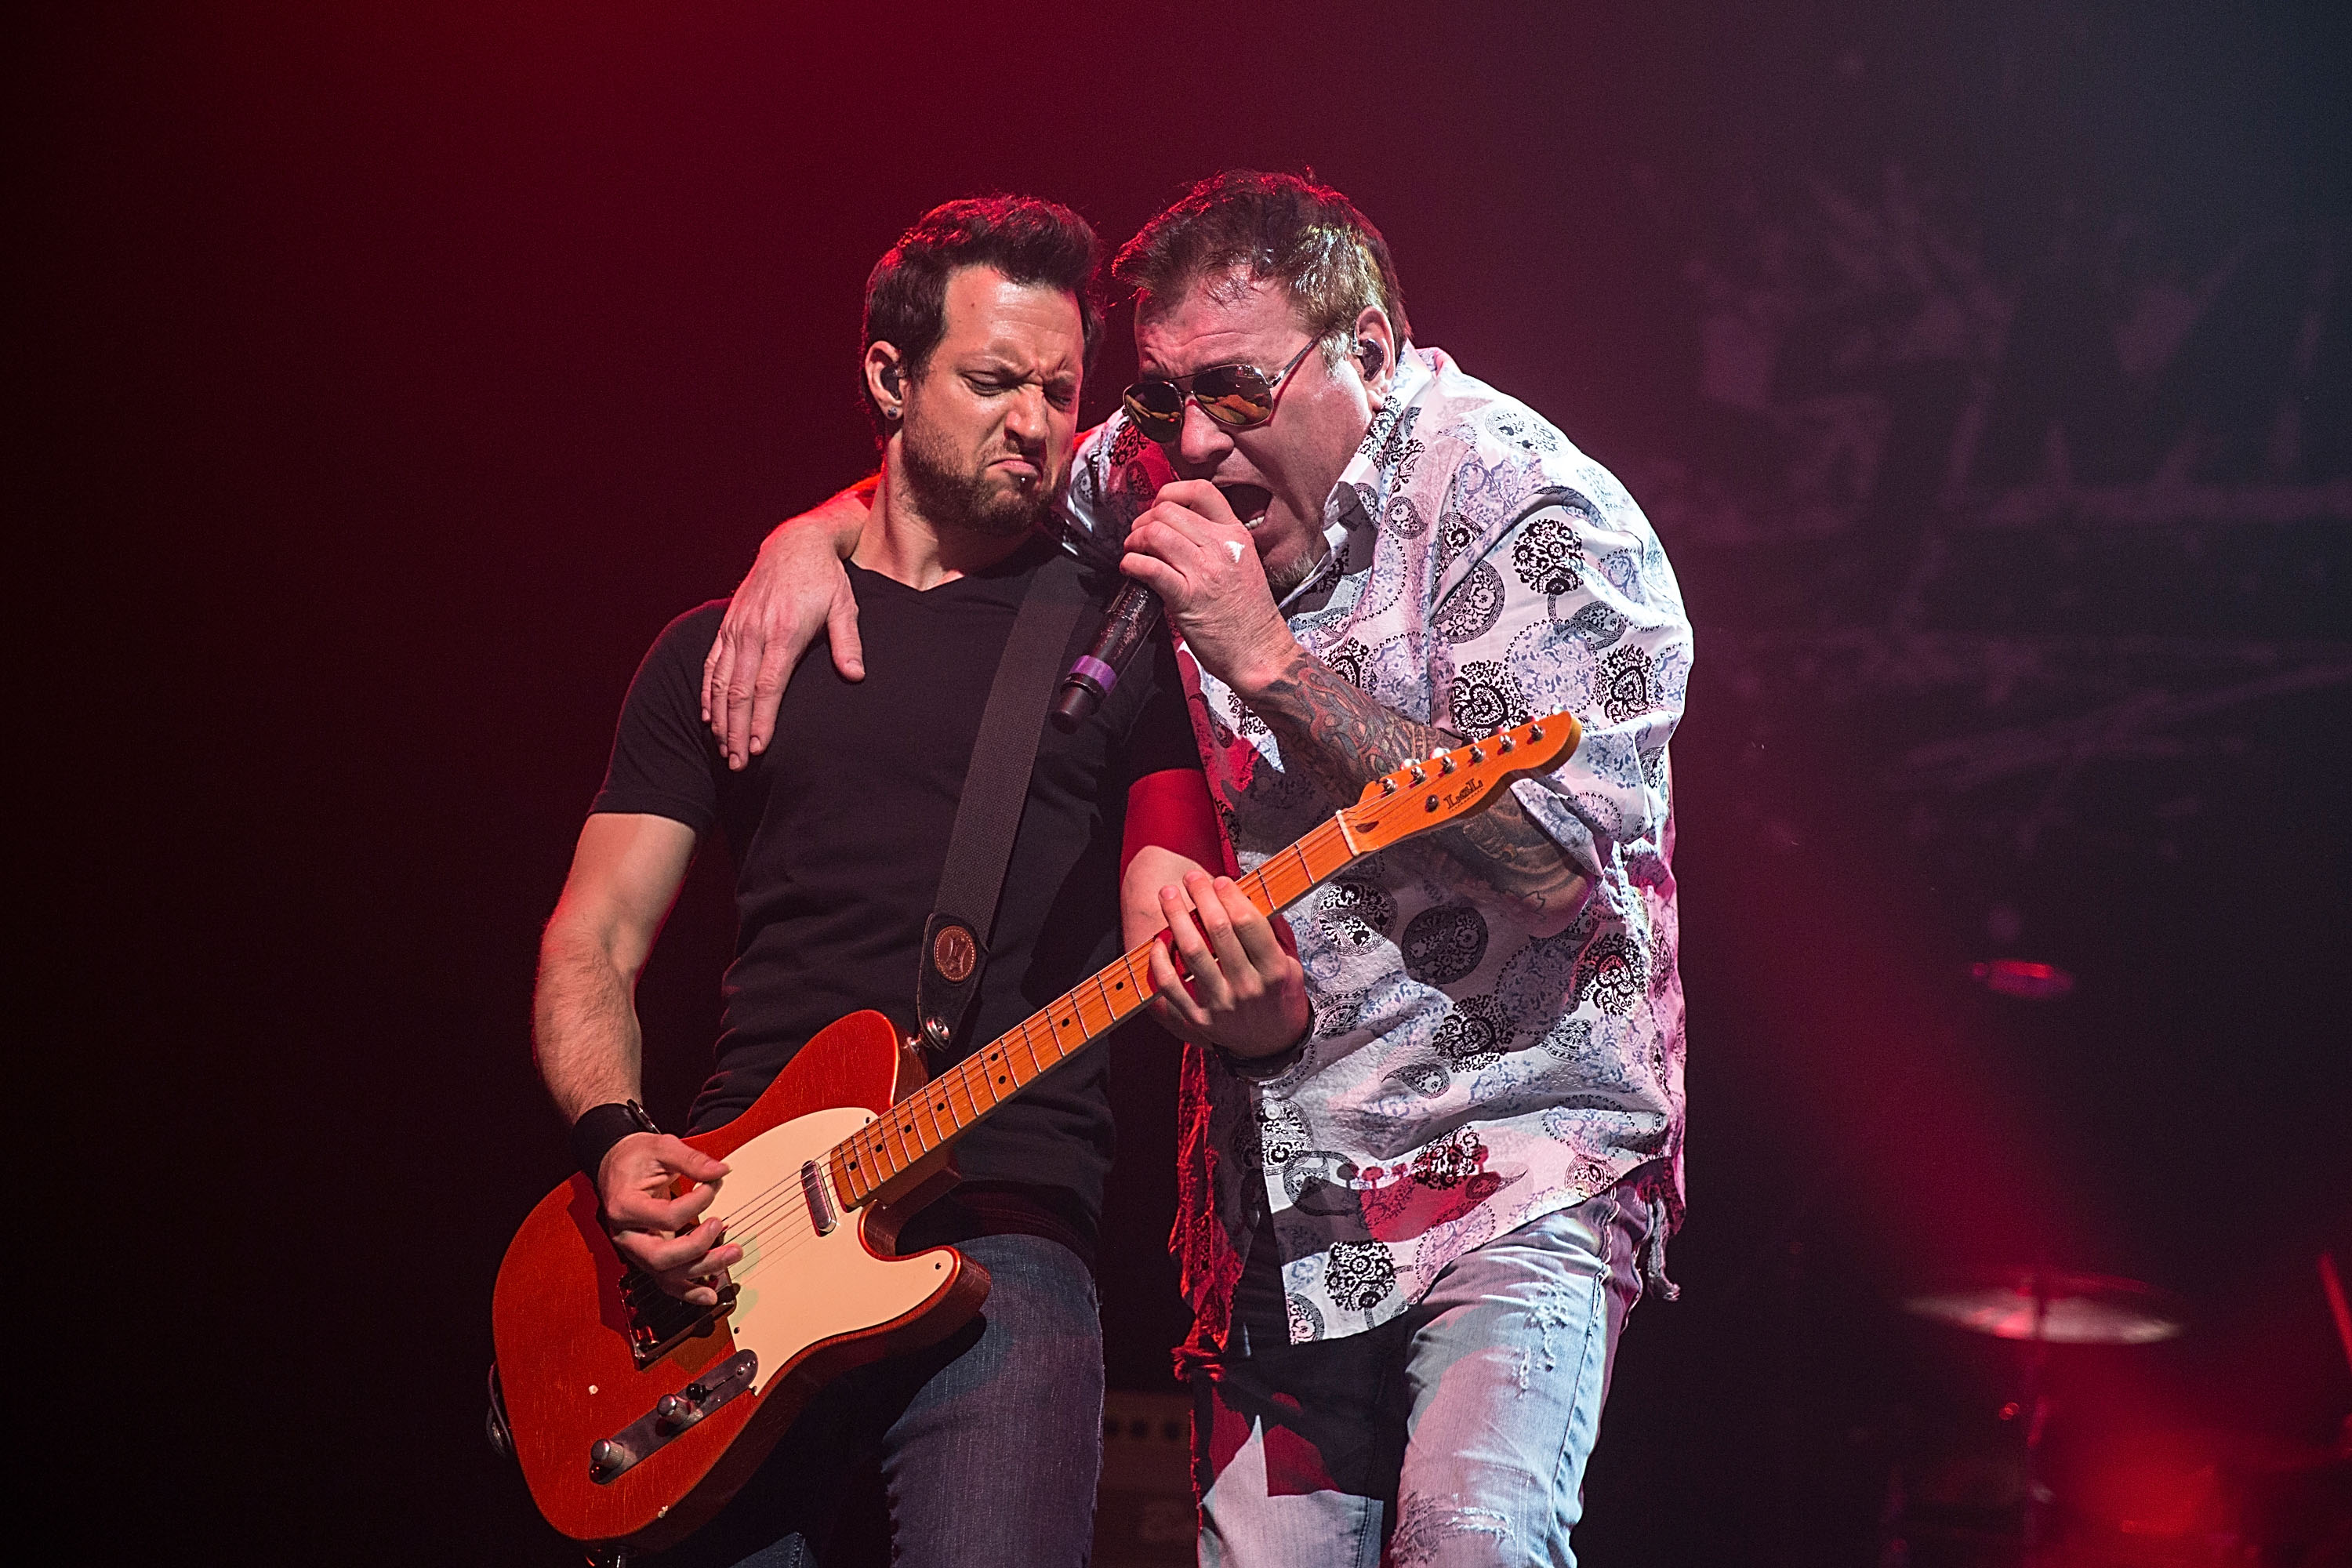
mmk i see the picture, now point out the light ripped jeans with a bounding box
[1192,1185,1656,1568]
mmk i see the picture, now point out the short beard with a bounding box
[899,417,1049,542]
[1264,540,1326,600]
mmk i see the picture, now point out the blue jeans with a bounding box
[653,1233,1104,1568]
[1192,1189,1653,1568]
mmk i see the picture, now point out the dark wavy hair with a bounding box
[1110,170,1410,358]
[861,195,1104,440]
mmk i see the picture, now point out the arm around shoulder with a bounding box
[702,477,878,768]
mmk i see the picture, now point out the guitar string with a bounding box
[648,811,1381,1298]
[684,1003,1105,1262]
[670,940,1167,1265]
[723,993,1148,1290]
[707,962,1148,1289]
[680,842,1331,1290]
[688,844,1338,1294]
[680,1011,1113,1291]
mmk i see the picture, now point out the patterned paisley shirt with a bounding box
[1068,345,1692,1350]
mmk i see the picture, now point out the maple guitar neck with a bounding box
[823,816,1352,1210]
[822,710,1581,1212]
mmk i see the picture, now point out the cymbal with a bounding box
[1904,1270,2185,1345]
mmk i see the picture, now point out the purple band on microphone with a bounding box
[1070,655,1120,694]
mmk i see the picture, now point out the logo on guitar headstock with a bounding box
[1339,715,1583,852]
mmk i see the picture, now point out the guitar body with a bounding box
[492,1010,989,1548]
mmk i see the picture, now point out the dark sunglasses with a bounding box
[1121,342,1318,441]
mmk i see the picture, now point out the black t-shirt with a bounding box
[592,540,1199,1248]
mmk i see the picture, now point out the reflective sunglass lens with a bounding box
[1123,381,1185,437]
[1193,367,1276,428]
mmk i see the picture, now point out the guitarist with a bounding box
[531,195,1306,1567]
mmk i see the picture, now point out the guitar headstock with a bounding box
[1338,712,1582,853]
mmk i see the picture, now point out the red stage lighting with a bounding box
[1969,958,2077,1000]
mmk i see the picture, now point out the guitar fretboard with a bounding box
[826,816,1359,1208]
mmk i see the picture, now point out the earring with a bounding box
[1356,338,1385,378]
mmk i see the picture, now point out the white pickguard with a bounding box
[703,1106,956,1395]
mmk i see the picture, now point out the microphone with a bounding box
[1051,579,1162,731]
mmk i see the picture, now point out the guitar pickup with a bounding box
[622,1269,739,1370]
[800,1159,837,1235]
[587,1350,758,1484]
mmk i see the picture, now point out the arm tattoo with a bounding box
[1247,648,1588,913]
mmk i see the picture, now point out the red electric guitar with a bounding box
[492,713,1581,1550]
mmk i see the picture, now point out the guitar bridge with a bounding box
[588,1349,758,1485]
[620,1269,739,1370]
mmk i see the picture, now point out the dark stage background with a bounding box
[20,3,2350,1563]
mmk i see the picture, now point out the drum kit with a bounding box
[1889,1258,2350,1567]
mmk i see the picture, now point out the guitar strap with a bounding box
[915,549,1091,1058]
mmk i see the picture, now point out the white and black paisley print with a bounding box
[1385,1054,1453,1098]
[1403,904,1490,985]
[1596,644,1655,723]
[1363,405,1425,486]
[1573,788,1626,840]
[1562,600,1629,648]
[1382,490,1429,539]
[1449,659,1530,735]
[1258,1103,1311,1165]
[1537,1016,1594,1064]
[1484,405,1562,455]
[1318,879,1397,953]
[1574,931,1648,1016]
[1511,512,1584,595]
[1408,1125,1486,1188]
[1314,987,1372,1040]
[1432,561,1506,644]
[1283,1150,1361,1216]
[1323,1239,1398,1312]
[1325,637,1374,691]
[1579,731,1645,789]
[1432,992,1514,1069]
[1435,516,1478,574]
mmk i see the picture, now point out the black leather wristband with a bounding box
[570,1099,659,1183]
